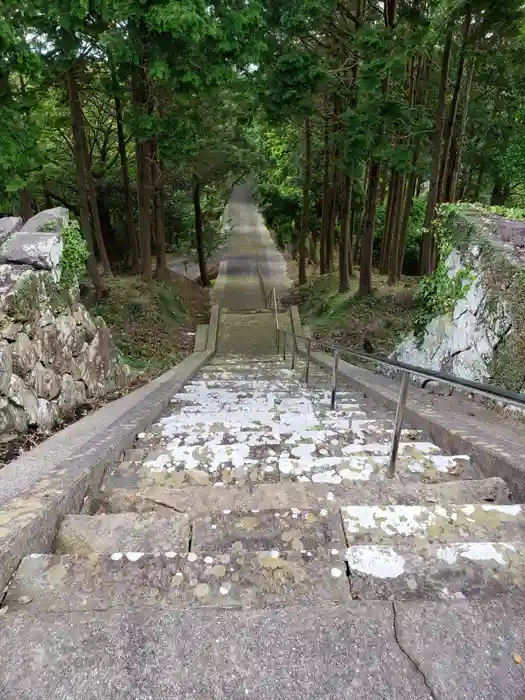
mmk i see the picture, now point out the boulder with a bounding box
[73,304,96,340]
[0,340,12,394]
[1,322,22,341]
[28,362,61,400]
[12,332,38,377]
[7,374,39,418]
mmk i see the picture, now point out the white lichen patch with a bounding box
[346,546,406,579]
[125,552,143,562]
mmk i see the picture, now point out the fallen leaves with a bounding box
[513,652,523,665]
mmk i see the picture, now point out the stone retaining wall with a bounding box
[0,208,130,438]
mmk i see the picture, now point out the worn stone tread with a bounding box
[54,512,191,555]
[192,508,346,554]
[4,549,349,612]
[342,503,525,546]
[100,478,510,516]
[346,541,525,600]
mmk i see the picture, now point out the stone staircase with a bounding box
[3,353,522,615]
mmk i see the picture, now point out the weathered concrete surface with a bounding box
[347,541,525,600]
[395,597,525,700]
[211,184,290,310]
[4,549,350,611]
[55,512,191,554]
[0,603,435,700]
[342,503,525,545]
[192,508,347,554]
[217,311,287,356]
[103,477,510,517]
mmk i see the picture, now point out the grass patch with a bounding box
[291,268,418,356]
[87,273,209,374]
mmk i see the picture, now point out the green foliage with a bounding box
[59,218,88,291]
[413,263,474,345]
[412,204,478,345]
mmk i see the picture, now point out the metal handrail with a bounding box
[266,286,525,477]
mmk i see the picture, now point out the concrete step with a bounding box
[98,478,510,518]
[191,508,347,555]
[1,598,524,699]
[3,548,350,612]
[346,541,525,600]
[54,512,191,555]
[342,503,525,546]
[103,449,475,490]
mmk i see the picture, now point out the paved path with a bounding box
[212,184,290,310]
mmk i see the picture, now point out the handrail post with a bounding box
[277,328,280,354]
[305,339,311,385]
[282,331,286,361]
[331,350,339,410]
[388,372,410,478]
[291,334,296,370]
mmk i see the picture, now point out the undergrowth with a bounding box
[295,271,418,355]
[88,275,195,372]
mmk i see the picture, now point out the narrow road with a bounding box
[212,183,290,310]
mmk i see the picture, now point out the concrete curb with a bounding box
[289,306,525,501]
[194,325,209,352]
[0,310,219,593]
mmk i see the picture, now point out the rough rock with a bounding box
[1,321,22,340]
[11,332,38,377]
[0,340,12,394]
[28,362,61,400]
[58,374,87,412]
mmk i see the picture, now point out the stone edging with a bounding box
[0,305,219,592]
[289,305,525,502]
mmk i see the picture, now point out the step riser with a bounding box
[347,542,525,600]
[4,550,350,612]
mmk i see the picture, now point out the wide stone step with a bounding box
[104,449,474,490]
[99,478,509,518]
[54,513,191,555]
[3,549,349,612]
[346,541,525,600]
[342,503,525,545]
[191,508,347,554]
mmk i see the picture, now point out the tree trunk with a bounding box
[348,202,356,277]
[359,160,381,295]
[76,77,112,277]
[438,7,472,203]
[388,173,406,285]
[193,182,209,287]
[320,104,331,274]
[491,178,510,206]
[112,64,138,271]
[66,68,103,296]
[150,137,167,278]
[380,170,397,274]
[299,118,311,286]
[449,58,476,202]
[132,63,152,280]
[339,174,352,293]
[19,189,34,222]
[420,25,453,275]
